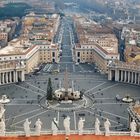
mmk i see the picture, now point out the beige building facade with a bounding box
[0,38,60,85]
[73,15,119,74]
[74,43,119,73]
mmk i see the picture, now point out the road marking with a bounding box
[14,84,44,96]
[14,125,35,131]
[73,64,75,72]
[6,108,41,121]
[63,45,70,46]
[90,83,119,95]
[43,64,51,71]
[47,64,53,72]
[95,114,121,124]
[61,56,72,57]
[59,62,73,64]
[95,103,128,105]
[95,98,114,100]
[75,107,96,113]
[25,82,46,93]
[11,110,49,126]
[97,109,128,120]
[100,124,123,129]
[6,104,38,106]
[26,79,106,82]
[74,111,77,130]
[84,109,121,124]
[85,82,107,94]
[57,111,60,123]
[12,98,37,100]
[78,65,85,72]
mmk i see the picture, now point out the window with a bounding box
[52,52,55,57]
[77,52,80,57]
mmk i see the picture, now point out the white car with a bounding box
[75,62,79,65]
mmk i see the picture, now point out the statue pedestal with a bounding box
[52,130,58,136]
[105,132,110,136]
[35,131,41,136]
[25,132,30,137]
[78,130,83,135]
[0,131,5,136]
[130,131,135,136]
[0,99,10,104]
[95,131,101,135]
[61,100,72,104]
[65,131,70,136]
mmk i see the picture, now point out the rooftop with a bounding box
[0,39,34,56]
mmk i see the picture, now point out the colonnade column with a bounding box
[16,71,18,82]
[128,72,130,83]
[0,73,1,85]
[2,73,5,84]
[131,72,134,84]
[9,72,12,83]
[124,71,127,82]
[138,73,140,85]
[135,73,137,84]
[115,69,119,81]
[13,71,17,82]
[21,70,25,81]
[6,72,8,83]
[121,70,123,82]
[108,70,112,80]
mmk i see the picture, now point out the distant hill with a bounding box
[54,0,108,13]
[0,3,31,19]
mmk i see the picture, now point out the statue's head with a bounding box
[67,116,70,120]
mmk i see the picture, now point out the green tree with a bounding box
[47,78,53,100]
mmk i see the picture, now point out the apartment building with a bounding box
[73,15,119,73]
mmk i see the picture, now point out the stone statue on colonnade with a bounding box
[52,117,59,135]
[95,118,101,135]
[23,118,31,137]
[104,118,111,136]
[35,118,42,136]
[63,116,70,135]
[130,120,137,136]
[78,117,85,135]
[0,104,5,119]
[0,104,5,136]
